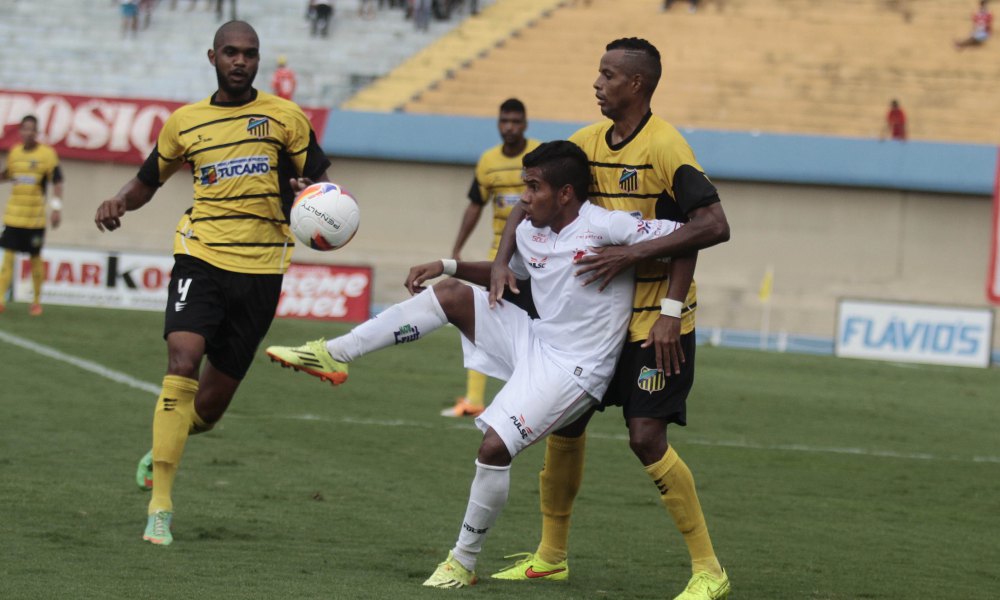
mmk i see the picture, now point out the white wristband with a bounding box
[48,197,63,211]
[660,298,683,318]
[441,258,457,276]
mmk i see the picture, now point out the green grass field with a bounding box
[1,303,998,599]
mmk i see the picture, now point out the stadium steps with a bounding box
[342,0,568,112]
[0,0,491,107]
[392,0,1000,143]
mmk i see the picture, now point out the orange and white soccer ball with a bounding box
[289,182,360,251]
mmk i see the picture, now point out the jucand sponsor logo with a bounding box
[199,155,270,185]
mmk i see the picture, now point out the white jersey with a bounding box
[509,201,682,398]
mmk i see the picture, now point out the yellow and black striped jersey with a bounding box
[570,112,719,341]
[138,89,330,275]
[2,143,62,229]
[469,138,541,259]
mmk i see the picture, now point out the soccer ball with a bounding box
[289,182,360,251]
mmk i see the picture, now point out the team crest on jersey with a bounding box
[528,256,548,269]
[637,366,666,394]
[572,249,586,262]
[247,117,269,138]
[619,167,639,192]
[199,156,270,185]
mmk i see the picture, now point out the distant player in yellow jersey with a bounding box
[489,38,732,599]
[443,98,540,418]
[0,115,64,317]
[94,20,331,546]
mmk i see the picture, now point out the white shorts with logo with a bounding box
[460,286,597,458]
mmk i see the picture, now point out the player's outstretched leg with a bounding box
[136,449,153,491]
[267,287,450,384]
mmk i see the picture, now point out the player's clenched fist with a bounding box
[95,197,127,232]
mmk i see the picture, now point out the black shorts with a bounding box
[599,331,696,425]
[164,255,283,380]
[0,226,45,255]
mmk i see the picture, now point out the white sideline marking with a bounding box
[2,329,997,466]
[0,328,160,396]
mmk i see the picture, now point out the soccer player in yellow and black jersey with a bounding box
[488,38,732,599]
[0,115,64,316]
[444,98,540,418]
[95,21,331,547]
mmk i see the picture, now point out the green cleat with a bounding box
[490,551,568,581]
[422,551,478,589]
[142,510,173,546]
[135,450,153,491]
[266,339,348,385]
[673,569,731,600]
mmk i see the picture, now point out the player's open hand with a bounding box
[575,245,639,291]
[641,314,685,376]
[488,262,519,308]
[405,261,445,295]
[95,196,127,232]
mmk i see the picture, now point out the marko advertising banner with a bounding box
[13,247,173,311]
[836,298,994,368]
[14,248,371,322]
[0,90,330,165]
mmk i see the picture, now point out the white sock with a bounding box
[451,460,511,571]
[326,287,448,362]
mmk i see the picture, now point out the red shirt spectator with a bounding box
[271,56,297,101]
[885,100,906,141]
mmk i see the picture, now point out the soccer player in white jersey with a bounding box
[265,140,684,588]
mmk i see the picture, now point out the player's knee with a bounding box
[167,355,200,379]
[478,432,512,466]
[628,432,667,465]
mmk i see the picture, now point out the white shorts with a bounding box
[460,286,596,458]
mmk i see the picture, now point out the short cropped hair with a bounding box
[522,141,591,201]
[20,115,38,127]
[499,98,526,115]
[606,37,662,95]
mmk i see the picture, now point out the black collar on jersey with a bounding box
[210,88,258,107]
[605,110,653,151]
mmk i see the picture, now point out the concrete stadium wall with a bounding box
[34,156,998,348]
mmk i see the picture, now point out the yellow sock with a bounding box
[0,250,14,304]
[148,375,200,515]
[536,433,586,564]
[464,370,487,408]
[645,446,722,577]
[29,255,44,304]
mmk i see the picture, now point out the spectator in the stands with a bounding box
[310,0,333,37]
[955,0,993,49]
[881,99,907,141]
[121,0,139,38]
[271,56,297,101]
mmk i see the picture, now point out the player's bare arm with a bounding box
[405,259,493,295]
[94,177,159,232]
[576,202,729,289]
[487,203,524,306]
[50,180,65,229]
[452,202,485,260]
[642,252,696,375]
